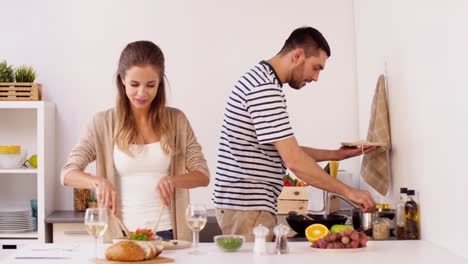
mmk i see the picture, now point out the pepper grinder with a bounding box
[253,224,269,255]
[273,224,290,254]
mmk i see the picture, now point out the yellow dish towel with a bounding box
[360,75,392,195]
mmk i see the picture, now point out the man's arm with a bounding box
[275,137,376,212]
[301,145,380,162]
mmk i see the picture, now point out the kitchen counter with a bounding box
[1,240,466,263]
[45,210,222,243]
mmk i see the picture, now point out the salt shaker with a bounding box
[273,224,290,254]
[253,224,269,255]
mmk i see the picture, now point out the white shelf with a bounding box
[0,101,55,244]
[0,101,45,109]
[0,169,37,174]
[0,231,38,239]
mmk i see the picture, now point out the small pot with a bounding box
[352,209,375,231]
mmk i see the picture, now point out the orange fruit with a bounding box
[305,224,330,243]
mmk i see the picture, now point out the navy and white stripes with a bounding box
[212,61,294,214]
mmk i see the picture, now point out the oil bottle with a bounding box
[404,189,419,239]
[396,187,407,239]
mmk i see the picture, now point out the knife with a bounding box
[15,256,72,259]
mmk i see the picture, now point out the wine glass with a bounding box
[84,208,108,260]
[185,204,207,255]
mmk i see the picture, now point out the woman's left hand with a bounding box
[156,176,175,207]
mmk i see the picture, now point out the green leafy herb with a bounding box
[216,237,243,251]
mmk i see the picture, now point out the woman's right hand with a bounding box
[94,178,117,215]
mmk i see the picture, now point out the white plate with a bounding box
[160,240,191,250]
[341,141,386,147]
[310,245,367,252]
[0,227,36,233]
[0,211,30,217]
[0,223,36,228]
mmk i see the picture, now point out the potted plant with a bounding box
[87,198,98,208]
[15,65,36,83]
[0,60,14,82]
[0,60,41,101]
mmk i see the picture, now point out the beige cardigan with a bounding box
[61,107,210,242]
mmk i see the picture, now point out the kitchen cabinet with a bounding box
[0,101,55,246]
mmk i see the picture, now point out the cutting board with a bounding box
[95,256,174,263]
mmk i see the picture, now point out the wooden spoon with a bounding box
[152,206,166,234]
[113,214,131,237]
[302,214,315,221]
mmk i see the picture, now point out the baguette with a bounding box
[106,241,146,261]
[105,241,162,261]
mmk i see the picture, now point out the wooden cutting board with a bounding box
[95,256,174,263]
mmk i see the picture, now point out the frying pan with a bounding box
[285,211,348,237]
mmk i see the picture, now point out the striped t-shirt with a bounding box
[212,61,294,214]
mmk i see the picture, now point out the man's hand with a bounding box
[156,176,174,207]
[337,146,380,160]
[95,178,117,214]
[345,188,376,212]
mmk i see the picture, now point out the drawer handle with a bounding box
[294,191,300,195]
[298,206,303,210]
[64,231,88,235]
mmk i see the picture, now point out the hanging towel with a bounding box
[360,74,392,195]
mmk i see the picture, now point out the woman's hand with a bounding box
[156,176,174,207]
[94,178,117,214]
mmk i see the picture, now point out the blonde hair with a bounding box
[114,41,175,156]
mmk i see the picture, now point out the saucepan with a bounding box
[285,211,347,237]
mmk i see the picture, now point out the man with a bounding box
[213,27,377,242]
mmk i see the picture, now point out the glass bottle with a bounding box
[404,190,419,240]
[396,187,408,240]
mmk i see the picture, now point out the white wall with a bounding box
[354,0,468,258]
[1,1,360,210]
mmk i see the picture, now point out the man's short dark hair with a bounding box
[279,27,331,58]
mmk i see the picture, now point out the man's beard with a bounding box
[289,62,305,90]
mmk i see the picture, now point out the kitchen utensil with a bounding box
[352,209,375,231]
[286,212,347,237]
[113,215,131,237]
[301,214,314,221]
[152,206,165,234]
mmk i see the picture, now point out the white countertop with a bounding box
[1,241,466,264]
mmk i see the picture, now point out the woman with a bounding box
[61,41,210,242]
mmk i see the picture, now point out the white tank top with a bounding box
[114,142,173,232]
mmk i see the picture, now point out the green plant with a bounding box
[15,65,36,82]
[0,60,14,82]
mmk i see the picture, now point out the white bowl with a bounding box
[0,150,27,169]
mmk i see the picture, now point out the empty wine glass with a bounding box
[84,208,108,260]
[185,204,207,255]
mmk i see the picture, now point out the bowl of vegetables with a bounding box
[213,235,245,252]
[113,228,162,254]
